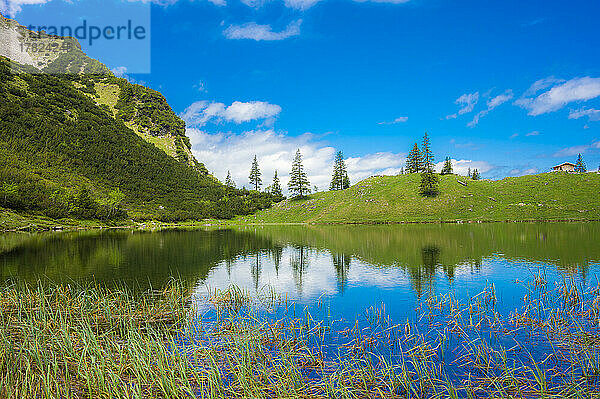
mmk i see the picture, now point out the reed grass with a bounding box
[0,275,599,398]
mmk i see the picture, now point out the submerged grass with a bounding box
[1,275,600,398]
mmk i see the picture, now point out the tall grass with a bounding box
[1,276,599,398]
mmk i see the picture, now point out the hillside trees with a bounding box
[249,155,262,191]
[225,171,236,188]
[0,57,277,221]
[441,157,453,175]
[419,133,440,197]
[270,171,284,201]
[406,143,424,173]
[575,154,587,173]
[330,151,350,190]
[288,149,310,198]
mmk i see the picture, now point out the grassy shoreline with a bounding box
[1,278,599,397]
[3,172,600,231]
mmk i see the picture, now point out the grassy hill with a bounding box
[237,172,600,224]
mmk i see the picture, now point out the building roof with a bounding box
[553,162,576,168]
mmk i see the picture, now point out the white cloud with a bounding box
[522,77,565,97]
[487,89,514,110]
[1,0,49,16]
[553,141,600,157]
[180,100,281,127]
[516,77,600,116]
[434,159,494,176]
[283,0,322,10]
[186,129,405,193]
[569,107,600,122]
[378,116,408,125]
[224,19,302,41]
[467,89,513,127]
[447,92,479,119]
[525,130,540,136]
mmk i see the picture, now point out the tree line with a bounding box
[226,149,352,200]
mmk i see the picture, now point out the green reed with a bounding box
[0,276,599,398]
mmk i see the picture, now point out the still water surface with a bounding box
[1,223,599,322]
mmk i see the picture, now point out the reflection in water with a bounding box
[290,246,310,293]
[0,224,599,304]
[332,253,351,293]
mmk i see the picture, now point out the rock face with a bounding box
[0,14,109,74]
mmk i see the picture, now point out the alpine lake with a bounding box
[1,223,600,397]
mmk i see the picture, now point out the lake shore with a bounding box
[3,172,600,232]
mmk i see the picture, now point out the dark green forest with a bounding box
[0,56,277,222]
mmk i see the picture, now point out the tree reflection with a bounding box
[290,245,309,293]
[332,252,351,293]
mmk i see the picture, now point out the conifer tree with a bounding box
[271,171,283,200]
[575,153,587,173]
[440,157,453,175]
[467,168,471,178]
[419,132,440,197]
[224,171,236,188]
[249,155,262,191]
[406,143,423,173]
[471,169,480,180]
[329,151,350,190]
[288,149,310,198]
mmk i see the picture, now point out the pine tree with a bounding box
[575,153,587,173]
[419,132,440,197]
[249,155,262,191]
[467,168,471,178]
[440,157,453,175]
[471,169,480,180]
[406,143,423,173]
[329,151,350,190]
[288,149,310,198]
[271,171,283,201]
[224,171,236,188]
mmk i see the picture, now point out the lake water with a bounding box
[1,223,599,322]
[3,222,600,391]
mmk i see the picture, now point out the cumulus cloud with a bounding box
[180,100,281,127]
[434,159,493,177]
[569,107,600,122]
[378,116,408,125]
[446,92,479,119]
[516,77,600,116]
[224,20,302,41]
[553,141,600,158]
[186,129,405,193]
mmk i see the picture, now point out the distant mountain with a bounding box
[0,15,276,223]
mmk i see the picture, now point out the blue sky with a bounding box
[4,0,600,190]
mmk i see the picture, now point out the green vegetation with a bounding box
[0,56,277,224]
[440,157,453,175]
[238,172,600,224]
[248,155,262,191]
[269,171,284,201]
[419,133,440,197]
[288,149,310,198]
[576,153,587,173]
[1,277,599,397]
[329,150,350,191]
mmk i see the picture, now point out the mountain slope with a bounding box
[0,13,203,171]
[238,173,600,224]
